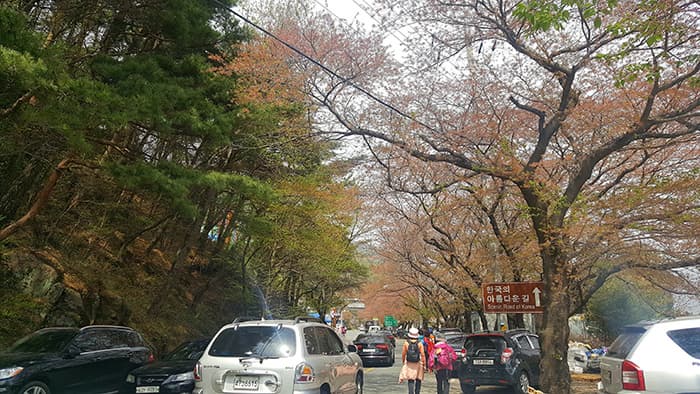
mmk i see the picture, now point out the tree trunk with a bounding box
[0,158,71,241]
[539,254,572,394]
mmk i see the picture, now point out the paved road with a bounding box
[343,330,511,394]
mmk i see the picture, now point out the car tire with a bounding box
[19,382,50,394]
[514,371,530,394]
[355,374,364,394]
[459,382,475,394]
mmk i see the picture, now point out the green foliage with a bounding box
[0,261,44,348]
[585,276,674,341]
[0,0,367,351]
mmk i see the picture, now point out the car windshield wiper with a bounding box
[239,353,280,363]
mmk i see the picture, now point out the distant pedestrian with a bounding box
[398,327,425,394]
[428,334,458,394]
[422,329,435,371]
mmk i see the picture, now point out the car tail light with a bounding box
[295,363,316,383]
[356,344,363,350]
[501,347,513,364]
[376,344,389,350]
[148,352,156,363]
[194,361,202,382]
[621,360,645,390]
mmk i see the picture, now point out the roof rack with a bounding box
[233,316,263,323]
[294,316,326,324]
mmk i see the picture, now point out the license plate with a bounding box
[225,376,259,391]
[136,387,160,393]
[364,348,376,353]
[472,359,494,365]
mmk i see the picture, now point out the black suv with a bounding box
[457,329,541,394]
[0,325,153,394]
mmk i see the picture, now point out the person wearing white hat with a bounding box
[398,327,425,394]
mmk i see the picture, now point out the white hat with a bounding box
[408,327,420,339]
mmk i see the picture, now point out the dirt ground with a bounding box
[571,373,600,394]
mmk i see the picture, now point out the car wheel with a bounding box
[459,382,475,394]
[514,371,530,394]
[355,374,364,394]
[19,382,50,394]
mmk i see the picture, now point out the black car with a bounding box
[125,338,210,394]
[353,333,395,367]
[376,329,396,347]
[443,332,466,377]
[0,325,153,394]
[457,329,541,394]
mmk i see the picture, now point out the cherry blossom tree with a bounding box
[237,0,699,391]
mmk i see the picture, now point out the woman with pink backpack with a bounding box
[428,333,458,394]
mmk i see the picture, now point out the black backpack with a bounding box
[406,341,420,362]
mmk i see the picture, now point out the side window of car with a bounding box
[528,335,541,350]
[108,330,139,349]
[73,330,115,353]
[320,327,344,355]
[314,327,333,355]
[667,327,700,358]
[304,327,321,355]
[516,335,533,350]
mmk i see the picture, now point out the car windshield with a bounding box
[606,327,646,358]
[164,340,209,361]
[208,326,296,358]
[9,329,77,353]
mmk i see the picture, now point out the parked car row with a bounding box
[1,316,364,394]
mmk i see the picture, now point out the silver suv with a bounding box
[598,315,700,393]
[193,317,364,394]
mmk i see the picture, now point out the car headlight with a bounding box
[126,374,135,383]
[0,366,24,380]
[163,371,194,384]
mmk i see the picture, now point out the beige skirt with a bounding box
[398,361,425,382]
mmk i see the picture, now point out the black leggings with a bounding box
[435,369,450,394]
[408,379,422,394]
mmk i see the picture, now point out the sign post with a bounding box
[482,282,545,314]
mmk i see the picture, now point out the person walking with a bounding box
[428,333,458,394]
[398,327,425,394]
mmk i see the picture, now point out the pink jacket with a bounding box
[428,341,458,371]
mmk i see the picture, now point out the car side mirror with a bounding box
[347,344,358,353]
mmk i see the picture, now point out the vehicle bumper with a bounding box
[191,384,325,394]
[597,381,665,394]
[459,375,516,387]
[128,382,195,394]
[0,378,24,394]
[359,355,392,365]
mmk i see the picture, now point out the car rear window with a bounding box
[606,327,646,358]
[464,335,507,356]
[667,327,700,358]
[209,326,296,357]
